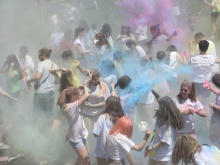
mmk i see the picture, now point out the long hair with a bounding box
[103,96,124,123]
[74,27,85,40]
[6,54,23,80]
[177,80,197,102]
[155,96,184,130]
[57,86,80,108]
[59,70,74,93]
[101,23,112,38]
[95,33,110,49]
[109,116,133,138]
[171,134,201,165]
[212,73,220,87]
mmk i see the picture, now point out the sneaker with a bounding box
[0,143,9,150]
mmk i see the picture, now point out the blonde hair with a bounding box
[172,134,201,165]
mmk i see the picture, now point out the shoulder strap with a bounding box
[38,62,54,86]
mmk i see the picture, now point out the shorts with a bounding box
[194,83,210,98]
[107,158,125,165]
[69,139,86,151]
[211,12,219,19]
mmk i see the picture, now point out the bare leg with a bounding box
[75,146,90,165]
[96,157,106,165]
[211,17,217,37]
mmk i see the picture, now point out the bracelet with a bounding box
[112,88,115,91]
[196,109,201,114]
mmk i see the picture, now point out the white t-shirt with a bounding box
[50,32,64,46]
[135,25,148,41]
[120,93,135,119]
[191,55,215,83]
[35,59,58,93]
[93,114,114,158]
[65,101,88,143]
[194,145,220,165]
[105,133,135,161]
[151,123,175,161]
[73,38,85,59]
[173,98,204,133]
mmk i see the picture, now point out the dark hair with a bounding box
[121,25,131,37]
[57,86,80,108]
[156,51,166,61]
[194,32,204,39]
[115,75,131,89]
[95,33,111,49]
[88,69,101,88]
[212,73,220,87]
[103,96,124,123]
[150,24,160,32]
[19,45,28,54]
[113,50,124,61]
[59,70,73,93]
[74,27,85,40]
[199,40,209,52]
[101,23,112,38]
[39,48,52,58]
[6,54,23,80]
[177,80,197,102]
[61,50,74,60]
[155,96,184,130]
[126,39,136,48]
[79,19,90,31]
[166,45,177,52]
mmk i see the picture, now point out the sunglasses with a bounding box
[180,89,188,93]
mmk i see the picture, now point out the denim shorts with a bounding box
[69,139,86,151]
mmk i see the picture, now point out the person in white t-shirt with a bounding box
[105,116,151,165]
[172,134,220,165]
[93,96,124,165]
[190,40,220,124]
[135,24,148,50]
[173,80,206,139]
[27,48,58,128]
[57,86,90,165]
[145,96,184,165]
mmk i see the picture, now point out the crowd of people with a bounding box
[1,0,220,165]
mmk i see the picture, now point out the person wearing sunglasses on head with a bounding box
[173,80,206,139]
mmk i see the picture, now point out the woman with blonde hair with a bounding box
[172,134,220,165]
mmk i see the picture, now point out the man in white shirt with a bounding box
[27,48,58,130]
[191,40,220,124]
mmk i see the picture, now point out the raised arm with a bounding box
[132,129,151,151]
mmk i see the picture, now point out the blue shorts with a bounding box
[69,139,86,151]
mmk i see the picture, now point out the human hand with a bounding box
[203,80,212,90]
[209,102,215,108]
[188,107,197,113]
[85,101,92,107]
[144,129,151,139]
[110,78,115,90]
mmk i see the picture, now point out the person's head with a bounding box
[115,75,131,90]
[89,69,101,87]
[100,60,117,78]
[194,32,205,44]
[172,134,201,165]
[113,50,124,62]
[166,45,177,52]
[156,51,166,62]
[78,19,89,31]
[95,33,110,48]
[61,50,74,62]
[155,96,184,130]
[57,86,80,108]
[212,73,220,88]
[38,48,52,61]
[100,23,112,38]
[150,24,160,36]
[198,40,209,53]
[121,25,131,36]
[6,54,23,80]
[177,80,196,102]
[59,70,73,93]
[140,56,152,69]
[125,39,136,49]
[104,96,124,123]
[109,116,133,138]
[74,27,85,40]
[19,45,28,57]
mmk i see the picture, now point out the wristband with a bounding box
[112,88,115,91]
